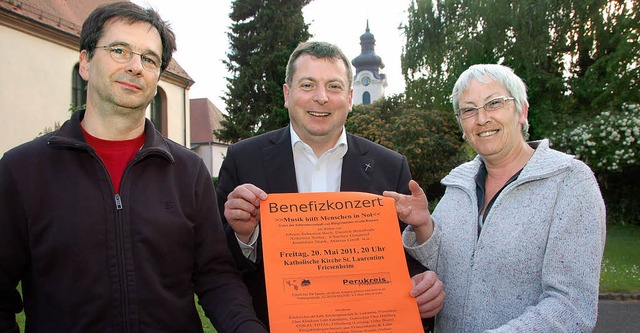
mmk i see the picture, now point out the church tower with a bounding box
[351,21,387,105]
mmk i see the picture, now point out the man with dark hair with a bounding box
[0,2,266,332]
[217,41,445,331]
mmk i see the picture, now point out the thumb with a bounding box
[410,273,424,297]
[410,271,434,297]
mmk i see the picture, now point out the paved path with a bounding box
[594,299,640,332]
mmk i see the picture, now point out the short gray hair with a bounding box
[451,64,530,140]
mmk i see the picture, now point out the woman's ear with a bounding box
[518,103,529,126]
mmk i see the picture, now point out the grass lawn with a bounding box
[195,298,217,333]
[14,224,640,331]
[14,292,217,333]
[599,224,640,293]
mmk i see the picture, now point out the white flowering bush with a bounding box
[551,104,640,173]
[551,104,640,225]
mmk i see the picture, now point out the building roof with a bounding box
[0,0,192,81]
[190,98,226,145]
[0,0,112,36]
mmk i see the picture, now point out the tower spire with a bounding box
[351,22,387,105]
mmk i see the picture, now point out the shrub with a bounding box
[347,95,467,199]
[551,104,640,225]
[551,104,639,173]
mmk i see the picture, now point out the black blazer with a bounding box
[216,126,431,331]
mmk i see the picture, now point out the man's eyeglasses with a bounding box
[456,96,515,120]
[96,45,162,72]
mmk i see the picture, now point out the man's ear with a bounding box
[79,50,90,81]
[283,83,290,109]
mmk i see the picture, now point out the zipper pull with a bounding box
[115,194,123,210]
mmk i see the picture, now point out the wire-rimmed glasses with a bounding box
[456,96,515,120]
[96,45,162,72]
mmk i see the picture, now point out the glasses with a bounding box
[456,96,515,120]
[96,45,162,72]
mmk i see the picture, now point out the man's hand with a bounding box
[411,271,445,318]
[383,180,434,243]
[224,184,267,243]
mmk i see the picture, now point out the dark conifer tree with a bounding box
[217,0,312,142]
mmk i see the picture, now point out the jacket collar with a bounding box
[262,126,298,192]
[260,126,377,192]
[442,139,574,190]
[47,109,174,162]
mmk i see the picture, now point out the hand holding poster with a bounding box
[260,191,423,333]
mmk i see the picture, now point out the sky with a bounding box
[132,0,413,112]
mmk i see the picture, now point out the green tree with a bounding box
[217,0,312,142]
[401,0,640,224]
[346,95,468,197]
[401,0,639,140]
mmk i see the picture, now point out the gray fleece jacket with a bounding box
[404,140,606,333]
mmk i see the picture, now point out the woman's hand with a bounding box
[383,180,434,243]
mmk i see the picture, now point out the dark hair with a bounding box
[80,1,176,72]
[285,41,353,89]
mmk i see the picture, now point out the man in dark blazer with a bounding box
[216,41,444,331]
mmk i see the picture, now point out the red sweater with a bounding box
[82,127,144,193]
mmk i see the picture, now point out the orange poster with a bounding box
[260,192,423,333]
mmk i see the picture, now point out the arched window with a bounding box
[362,91,371,105]
[72,64,87,109]
[150,88,167,135]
